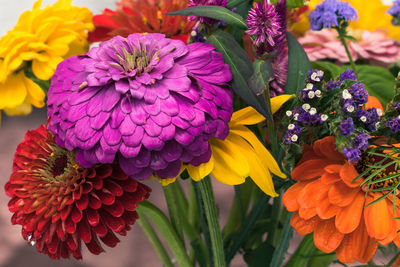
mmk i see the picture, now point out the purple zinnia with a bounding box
[189,0,228,25]
[47,33,233,181]
[246,0,282,50]
[388,0,400,26]
[309,0,358,31]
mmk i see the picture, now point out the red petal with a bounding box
[97,189,115,205]
[71,206,83,223]
[76,194,89,210]
[100,231,120,248]
[93,220,108,237]
[120,194,139,211]
[101,210,125,232]
[86,209,100,226]
[64,216,76,234]
[104,180,123,196]
[88,193,102,209]
[85,235,104,255]
[77,219,92,243]
[103,199,124,217]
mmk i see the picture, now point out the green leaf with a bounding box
[244,242,275,267]
[311,61,343,79]
[167,6,248,29]
[249,59,274,96]
[287,0,307,9]
[284,32,312,95]
[357,65,395,107]
[136,201,192,267]
[227,0,251,9]
[207,30,272,120]
[270,213,293,267]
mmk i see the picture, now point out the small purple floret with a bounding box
[189,0,228,25]
[352,132,370,151]
[340,69,357,81]
[47,33,233,181]
[343,146,361,163]
[339,117,354,137]
[388,0,400,25]
[348,83,368,105]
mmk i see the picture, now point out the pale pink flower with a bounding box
[299,28,400,65]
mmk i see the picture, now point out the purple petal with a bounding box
[75,117,96,141]
[132,149,151,168]
[89,111,110,130]
[143,98,161,116]
[159,124,176,141]
[119,143,142,158]
[119,116,137,136]
[110,106,125,129]
[122,126,144,146]
[100,136,120,154]
[103,124,122,146]
[143,118,162,137]
[130,100,148,125]
[102,87,121,112]
[120,96,133,114]
[68,88,99,106]
[149,153,168,170]
[160,142,183,162]
[95,146,115,163]
[151,112,172,127]
[142,134,164,150]
[115,80,130,94]
[163,65,188,79]
[155,160,181,179]
[172,116,190,130]
[160,96,179,116]
[190,148,212,166]
[175,129,194,145]
[87,89,106,117]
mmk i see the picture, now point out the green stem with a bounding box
[137,213,174,267]
[337,30,358,77]
[285,234,318,267]
[136,201,192,267]
[197,176,226,267]
[163,183,185,243]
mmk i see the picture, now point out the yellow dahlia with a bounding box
[160,95,293,197]
[0,0,93,115]
[292,0,400,40]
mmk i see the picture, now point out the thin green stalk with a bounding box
[188,181,199,228]
[336,28,358,77]
[192,180,214,265]
[137,213,174,267]
[285,234,318,267]
[163,182,185,242]
[266,194,282,246]
[197,176,226,267]
[137,201,192,267]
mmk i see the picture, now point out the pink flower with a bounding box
[299,29,400,65]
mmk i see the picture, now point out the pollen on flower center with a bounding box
[40,146,77,181]
[355,153,400,189]
[110,42,160,76]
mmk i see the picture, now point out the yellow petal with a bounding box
[230,106,265,126]
[157,177,177,187]
[270,94,294,114]
[32,60,55,80]
[186,155,214,181]
[0,73,27,109]
[230,125,286,178]
[228,132,278,197]
[4,99,32,116]
[24,76,45,108]
[209,138,248,185]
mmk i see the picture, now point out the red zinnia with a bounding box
[88,0,195,43]
[5,125,151,259]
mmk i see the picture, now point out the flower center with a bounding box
[111,44,160,76]
[355,152,400,189]
[40,146,79,181]
[52,155,68,177]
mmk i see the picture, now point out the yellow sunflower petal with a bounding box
[228,132,278,197]
[186,155,215,181]
[0,73,27,109]
[158,177,177,187]
[230,106,266,126]
[230,125,286,178]
[209,138,248,185]
[270,94,294,114]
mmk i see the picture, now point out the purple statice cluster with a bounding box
[309,0,358,31]
[284,70,329,144]
[284,68,383,164]
[189,0,228,25]
[386,116,400,133]
[388,0,400,26]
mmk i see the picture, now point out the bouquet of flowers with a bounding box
[3,0,400,266]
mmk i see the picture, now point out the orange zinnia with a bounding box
[283,136,400,263]
[88,0,195,43]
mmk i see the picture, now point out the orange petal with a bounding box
[355,222,378,263]
[339,162,362,188]
[365,95,384,111]
[282,181,309,212]
[290,212,320,235]
[324,164,343,174]
[321,172,341,185]
[299,207,317,220]
[291,159,332,181]
[335,235,356,263]
[364,195,394,240]
[297,179,329,209]
[313,136,344,162]
[297,145,320,164]
[328,181,359,207]
[314,219,344,253]
[378,204,398,245]
[335,192,365,234]
[316,192,340,219]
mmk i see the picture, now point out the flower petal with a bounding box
[314,219,344,253]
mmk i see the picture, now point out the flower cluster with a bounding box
[388,0,400,26]
[0,0,93,116]
[284,69,382,163]
[309,0,358,31]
